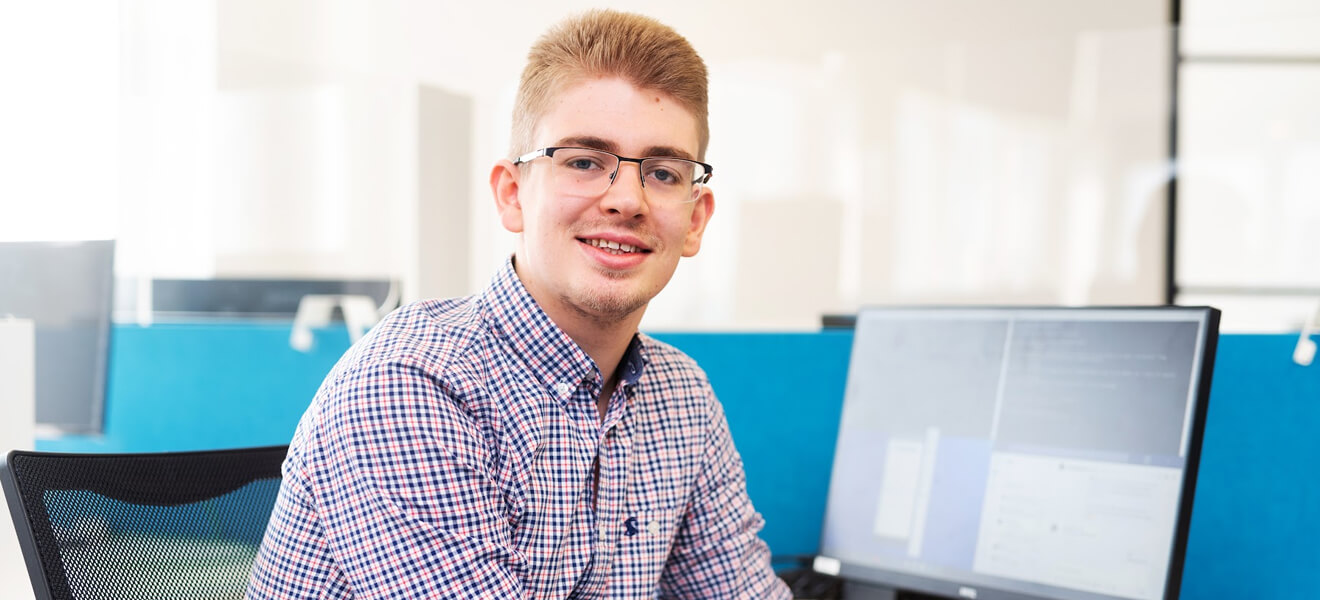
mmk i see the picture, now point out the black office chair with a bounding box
[0,445,287,600]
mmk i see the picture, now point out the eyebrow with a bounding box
[554,136,695,161]
[640,146,695,161]
[555,136,618,154]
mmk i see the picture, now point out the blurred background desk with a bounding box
[36,325,1320,599]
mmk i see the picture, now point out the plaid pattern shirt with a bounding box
[246,260,790,599]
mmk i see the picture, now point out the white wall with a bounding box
[426,0,1173,328]
[8,0,1185,329]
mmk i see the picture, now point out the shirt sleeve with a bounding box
[247,360,529,600]
[658,391,792,600]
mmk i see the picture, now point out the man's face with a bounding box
[494,76,714,326]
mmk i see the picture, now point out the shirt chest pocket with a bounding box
[613,508,680,583]
[610,454,686,577]
[614,461,687,569]
[626,440,692,513]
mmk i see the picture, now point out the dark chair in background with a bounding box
[0,446,287,600]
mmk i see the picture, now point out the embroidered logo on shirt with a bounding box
[624,516,639,537]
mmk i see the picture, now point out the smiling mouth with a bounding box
[580,237,650,255]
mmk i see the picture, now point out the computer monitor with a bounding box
[0,240,115,434]
[816,306,1219,600]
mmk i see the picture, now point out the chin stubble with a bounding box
[562,290,647,324]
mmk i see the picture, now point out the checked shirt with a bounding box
[246,260,790,599]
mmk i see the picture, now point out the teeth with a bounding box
[585,238,641,254]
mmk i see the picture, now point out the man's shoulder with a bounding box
[383,296,486,341]
[636,333,712,393]
[295,296,497,441]
[333,295,490,381]
[638,332,701,367]
[285,296,501,485]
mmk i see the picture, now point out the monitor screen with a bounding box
[0,240,115,433]
[816,306,1219,600]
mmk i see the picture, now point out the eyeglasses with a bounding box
[513,147,713,205]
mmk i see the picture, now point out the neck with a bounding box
[512,261,643,383]
[547,299,641,385]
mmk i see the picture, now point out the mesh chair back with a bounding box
[0,446,287,600]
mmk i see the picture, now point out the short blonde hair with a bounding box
[510,10,710,160]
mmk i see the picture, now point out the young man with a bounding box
[247,10,790,599]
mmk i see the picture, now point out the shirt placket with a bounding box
[567,378,633,599]
[592,384,633,594]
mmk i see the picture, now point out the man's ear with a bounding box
[681,186,715,257]
[490,159,524,233]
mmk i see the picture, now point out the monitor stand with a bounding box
[844,581,955,600]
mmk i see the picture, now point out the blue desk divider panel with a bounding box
[41,323,349,453]
[651,332,854,559]
[37,326,1320,599]
[1179,334,1320,600]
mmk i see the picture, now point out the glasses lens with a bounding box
[549,148,617,196]
[641,158,705,203]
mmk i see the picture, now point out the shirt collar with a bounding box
[619,334,648,388]
[481,257,649,401]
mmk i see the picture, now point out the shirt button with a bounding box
[555,382,572,397]
[648,520,661,535]
[598,526,609,539]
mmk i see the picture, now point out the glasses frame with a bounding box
[513,146,713,203]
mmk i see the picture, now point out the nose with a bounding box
[601,161,648,217]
